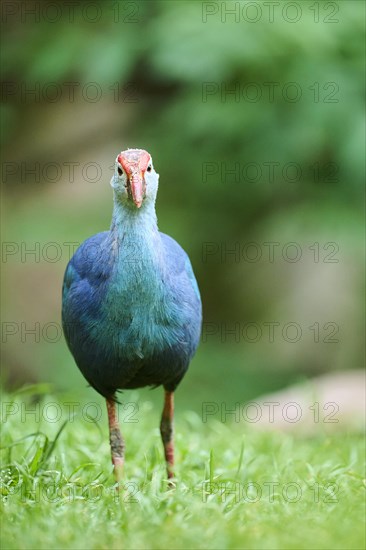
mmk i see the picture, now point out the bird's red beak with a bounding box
[117,149,151,209]
[130,172,144,209]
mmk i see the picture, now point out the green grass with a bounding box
[1,386,365,550]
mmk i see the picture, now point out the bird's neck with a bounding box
[110,196,159,237]
[109,196,165,284]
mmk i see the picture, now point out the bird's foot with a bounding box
[112,456,124,489]
[167,471,175,490]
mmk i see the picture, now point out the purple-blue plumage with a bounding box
[62,148,201,482]
[62,153,202,400]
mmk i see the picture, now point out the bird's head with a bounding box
[111,148,159,209]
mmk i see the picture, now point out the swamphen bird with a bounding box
[62,149,202,484]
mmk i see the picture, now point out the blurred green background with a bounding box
[1,0,364,412]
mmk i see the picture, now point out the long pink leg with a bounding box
[160,390,174,481]
[106,398,124,486]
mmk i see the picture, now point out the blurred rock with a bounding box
[250,370,365,433]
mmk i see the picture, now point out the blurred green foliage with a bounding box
[1,1,364,403]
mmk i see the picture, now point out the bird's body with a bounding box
[62,148,201,483]
[62,224,201,397]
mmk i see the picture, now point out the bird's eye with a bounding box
[147,165,152,172]
[117,167,123,176]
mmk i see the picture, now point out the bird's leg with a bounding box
[106,398,125,487]
[160,390,174,481]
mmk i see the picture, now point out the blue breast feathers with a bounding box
[62,230,202,397]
